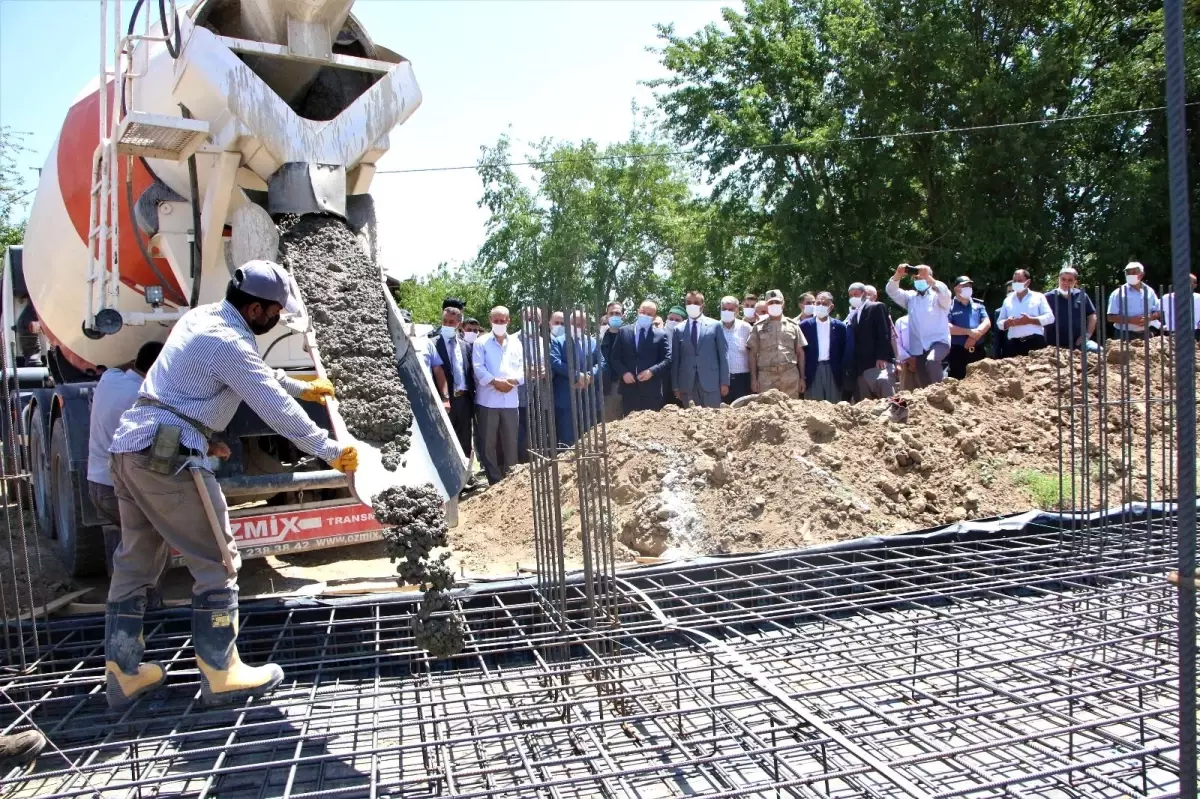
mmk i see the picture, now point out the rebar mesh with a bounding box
[0,515,1184,798]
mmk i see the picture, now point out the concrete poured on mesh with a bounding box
[278,213,413,470]
[373,485,464,658]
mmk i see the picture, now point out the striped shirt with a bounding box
[109,301,344,464]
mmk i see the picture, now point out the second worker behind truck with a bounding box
[103,261,358,711]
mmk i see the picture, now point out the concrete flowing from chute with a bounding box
[280,213,463,657]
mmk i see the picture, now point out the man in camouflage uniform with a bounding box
[748,289,808,398]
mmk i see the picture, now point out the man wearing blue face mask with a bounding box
[885,263,952,387]
[612,299,671,413]
[599,301,625,421]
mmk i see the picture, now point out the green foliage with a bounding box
[1012,469,1077,511]
[474,126,698,313]
[0,127,30,247]
[391,260,497,326]
[651,0,1200,309]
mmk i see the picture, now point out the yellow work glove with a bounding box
[330,445,358,473]
[299,378,336,404]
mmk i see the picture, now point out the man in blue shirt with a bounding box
[1107,261,1161,339]
[946,276,991,379]
[1045,267,1098,350]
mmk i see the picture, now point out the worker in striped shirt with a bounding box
[104,261,358,711]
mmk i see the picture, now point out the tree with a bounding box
[0,127,31,248]
[652,0,1200,308]
[474,128,697,313]
[391,260,497,325]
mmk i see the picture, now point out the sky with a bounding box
[0,0,729,279]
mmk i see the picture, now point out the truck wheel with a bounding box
[50,419,105,577]
[27,405,55,540]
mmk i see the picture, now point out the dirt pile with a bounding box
[456,344,1198,562]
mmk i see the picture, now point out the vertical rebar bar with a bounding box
[1163,1,1197,793]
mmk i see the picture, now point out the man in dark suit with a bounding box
[798,292,854,403]
[432,303,475,466]
[550,311,604,445]
[612,299,671,414]
[671,291,729,408]
[846,282,895,400]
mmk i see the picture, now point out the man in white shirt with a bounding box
[472,306,525,484]
[1107,261,1161,339]
[997,269,1055,356]
[893,315,916,392]
[718,295,753,403]
[1161,272,1200,342]
[885,263,952,387]
[87,342,164,573]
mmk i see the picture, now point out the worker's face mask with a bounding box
[813,305,830,320]
[913,280,929,293]
[848,296,863,309]
[464,331,479,344]
[550,324,565,338]
[249,303,281,335]
[767,304,784,318]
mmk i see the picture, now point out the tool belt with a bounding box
[135,397,215,474]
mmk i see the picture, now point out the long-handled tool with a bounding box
[191,466,237,577]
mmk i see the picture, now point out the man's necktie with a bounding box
[638,328,646,353]
[691,321,699,350]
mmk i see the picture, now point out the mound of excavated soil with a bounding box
[456,344,1198,561]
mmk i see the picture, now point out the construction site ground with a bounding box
[4,342,1196,610]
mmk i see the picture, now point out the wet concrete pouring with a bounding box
[279,213,462,657]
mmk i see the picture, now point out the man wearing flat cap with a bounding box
[946,276,991,379]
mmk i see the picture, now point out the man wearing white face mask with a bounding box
[472,306,524,484]
[718,296,754,403]
[798,292,854,403]
[742,294,759,323]
[885,263,952,387]
[670,291,729,408]
[748,289,807,397]
[1045,267,1099,351]
[1107,262,1161,339]
[946,276,991,379]
[997,269,1054,356]
[847,282,895,400]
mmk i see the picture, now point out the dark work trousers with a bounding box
[723,372,752,405]
[1007,334,1047,357]
[946,344,983,380]
[517,405,529,464]
[447,394,473,460]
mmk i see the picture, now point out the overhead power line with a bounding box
[375,103,1197,176]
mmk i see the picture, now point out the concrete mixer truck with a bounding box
[1,0,467,577]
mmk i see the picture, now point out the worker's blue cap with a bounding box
[234,260,302,314]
